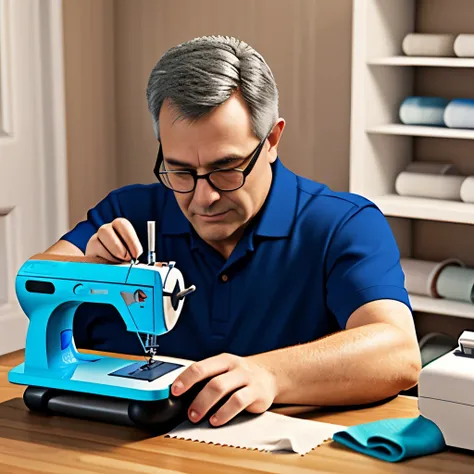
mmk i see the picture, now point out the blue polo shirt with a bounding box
[62,158,411,361]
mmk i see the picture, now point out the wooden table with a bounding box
[0,351,472,473]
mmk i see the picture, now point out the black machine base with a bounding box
[23,386,190,434]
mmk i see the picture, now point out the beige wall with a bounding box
[63,0,353,226]
[115,0,353,191]
[63,0,117,226]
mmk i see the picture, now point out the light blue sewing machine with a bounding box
[8,222,197,431]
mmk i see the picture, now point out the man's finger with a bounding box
[112,218,143,260]
[209,386,254,427]
[172,353,236,396]
[97,224,130,261]
[187,370,248,423]
[86,234,122,263]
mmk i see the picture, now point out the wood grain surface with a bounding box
[0,350,472,473]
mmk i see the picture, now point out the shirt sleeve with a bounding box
[325,204,412,329]
[60,190,123,253]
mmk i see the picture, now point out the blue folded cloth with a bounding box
[332,415,446,462]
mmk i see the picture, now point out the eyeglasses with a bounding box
[153,136,267,193]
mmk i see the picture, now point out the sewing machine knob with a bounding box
[73,284,87,295]
[134,289,147,303]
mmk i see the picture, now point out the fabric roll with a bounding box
[460,176,474,203]
[395,172,465,200]
[436,265,474,303]
[405,161,458,175]
[402,33,456,57]
[399,97,449,126]
[400,258,464,298]
[444,99,474,129]
[454,34,474,57]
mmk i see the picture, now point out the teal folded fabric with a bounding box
[332,415,446,462]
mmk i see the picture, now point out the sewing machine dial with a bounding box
[161,267,185,331]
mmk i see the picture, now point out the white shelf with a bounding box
[368,56,474,68]
[410,294,474,319]
[372,195,474,224]
[367,124,474,140]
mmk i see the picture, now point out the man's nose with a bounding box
[192,178,221,208]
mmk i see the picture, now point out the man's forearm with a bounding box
[248,323,421,406]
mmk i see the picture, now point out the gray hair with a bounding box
[146,35,279,141]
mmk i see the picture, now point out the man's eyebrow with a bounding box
[164,154,247,168]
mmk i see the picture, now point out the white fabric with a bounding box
[166,411,345,455]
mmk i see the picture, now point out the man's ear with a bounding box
[267,118,286,163]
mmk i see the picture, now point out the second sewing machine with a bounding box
[8,221,198,432]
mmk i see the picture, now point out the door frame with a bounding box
[0,0,68,355]
[36,0,69,244]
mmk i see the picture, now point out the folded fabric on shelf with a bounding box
[444,99,474,129]
[460,176,474,203]
[395,171,465,200]
[399,97,449,126]
[402,33,456,57]
[405,161,458,175]
[454,34,474,57]
[436,265,474,303]
[400,258,464,297]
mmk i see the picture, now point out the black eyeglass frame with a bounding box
[153,135,268,193]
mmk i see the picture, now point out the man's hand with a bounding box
[85,218,143,263]
[172,353,278,427]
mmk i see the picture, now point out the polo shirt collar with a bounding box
[255,158,297,238]
[160,157,297,239]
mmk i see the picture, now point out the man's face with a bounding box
[158,93,283,257]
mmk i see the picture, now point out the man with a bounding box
[47,35,421,427]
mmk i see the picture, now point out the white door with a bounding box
[0,0,68,355]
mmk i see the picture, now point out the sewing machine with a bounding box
[8,222,198,432]
[418,330,474,451]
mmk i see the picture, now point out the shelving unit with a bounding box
[373,195,474,224]
[410,295,474,320]
[368,57,474,68]
[350,0,474,320]
[367,124,474,140]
